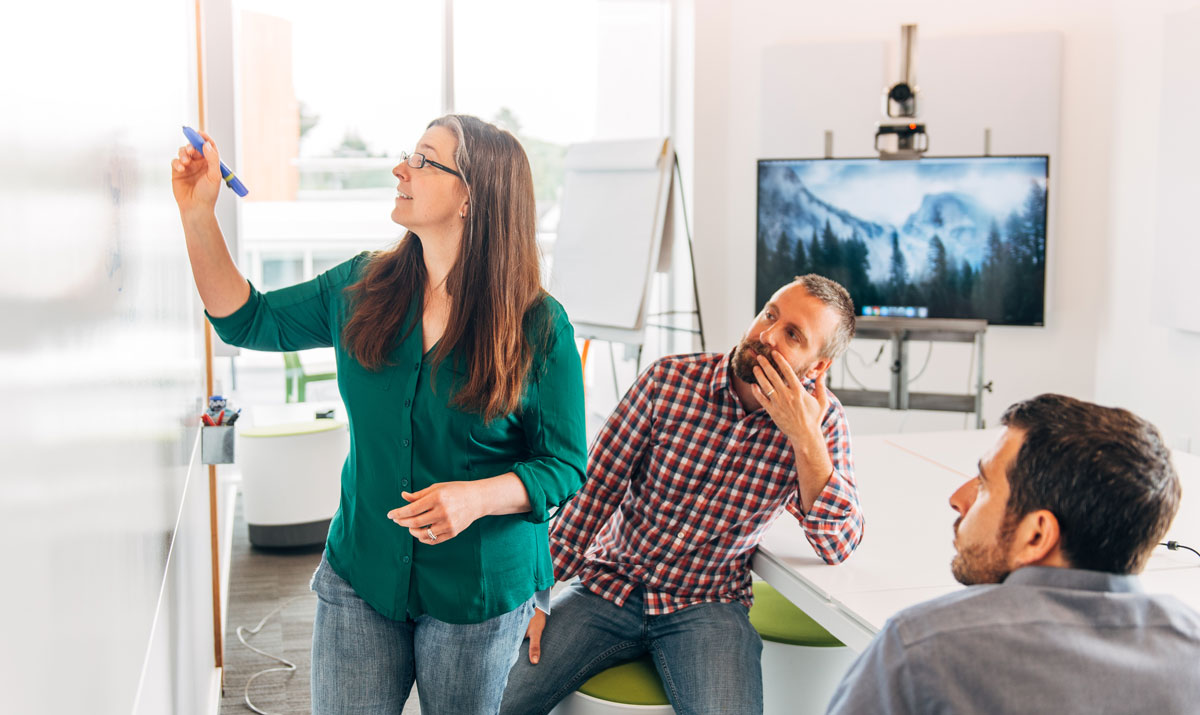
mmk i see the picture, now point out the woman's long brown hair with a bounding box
[341,115,547,422]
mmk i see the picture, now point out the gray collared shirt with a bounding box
[827,566,1200,714]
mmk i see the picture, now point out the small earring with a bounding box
[460,210,466,219]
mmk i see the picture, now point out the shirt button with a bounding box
[401,479,409,487]
[402,556,411,564]
[413,362,420,371]
[403,439,410,447]
[404,399,411,407]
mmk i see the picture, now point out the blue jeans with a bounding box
[310,554,534,715]
[500,582,763,715]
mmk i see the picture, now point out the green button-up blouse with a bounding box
[208,253,587,624]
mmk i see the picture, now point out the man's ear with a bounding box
[1009,509,1066,569]
[803,358,833,381]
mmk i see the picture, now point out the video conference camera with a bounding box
[875,122,928,160]
[876,25,928,160]
[885,81,918,118]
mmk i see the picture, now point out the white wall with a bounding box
[1095,0,1200,453]
[685,0,1156,432]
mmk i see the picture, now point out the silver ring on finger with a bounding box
[764,388,775,398]
[426,526,438,543]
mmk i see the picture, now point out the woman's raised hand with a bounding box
[170,129,222,216]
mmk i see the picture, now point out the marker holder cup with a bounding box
[201,425,236,465]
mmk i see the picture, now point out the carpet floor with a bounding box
[219,495,422,715]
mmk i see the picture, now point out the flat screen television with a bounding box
[756,156,1049,326]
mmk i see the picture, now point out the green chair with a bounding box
[551,653,674,713]
[551,582,854,714]
[749,580,843,647]
[750,581,857,715]
[283,351,336,403]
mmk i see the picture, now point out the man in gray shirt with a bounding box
[827,393,1200,714]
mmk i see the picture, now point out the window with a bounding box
[234,0,669,273]
[454,0,671,237]
[234,0,444,286]
[312,251,356,276]
[226,0,675,413]
[260,254,303,291]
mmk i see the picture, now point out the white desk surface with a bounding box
[753,429,1200,653]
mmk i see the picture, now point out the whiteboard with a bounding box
[0,1,214,712]
[549,137,674,343]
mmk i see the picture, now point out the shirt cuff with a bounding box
[512,463,551,524]
[534,587,552,615]
[550,542,587,581]
[786,468,857,526]
[204,282,261,342]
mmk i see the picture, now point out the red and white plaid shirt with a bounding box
[551,351,862,614]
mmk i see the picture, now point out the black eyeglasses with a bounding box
[399,151,465,181]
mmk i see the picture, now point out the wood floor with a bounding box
[219,496,422,715]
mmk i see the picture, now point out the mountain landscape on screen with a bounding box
[756,157,1048,325]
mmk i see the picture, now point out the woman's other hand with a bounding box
[388,482,485,544]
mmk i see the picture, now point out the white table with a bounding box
[752,429,1200,653]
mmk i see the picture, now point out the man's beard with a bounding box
[949,515,1016,586]
[731,338,774,385]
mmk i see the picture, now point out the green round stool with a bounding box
[750,581,857,715]
[550,653,675,714]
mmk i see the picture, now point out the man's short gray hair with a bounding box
[793,274,856,360]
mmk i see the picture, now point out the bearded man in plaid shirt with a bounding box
[501,275,863,715]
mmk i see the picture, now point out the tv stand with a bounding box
[835,316,989,428]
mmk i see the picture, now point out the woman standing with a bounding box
[171,115,586,714]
